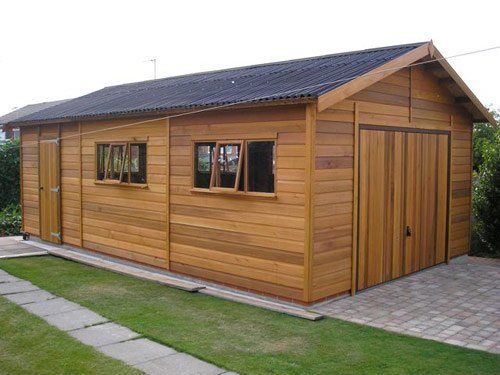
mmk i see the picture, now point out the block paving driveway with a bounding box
[315,257,500,354]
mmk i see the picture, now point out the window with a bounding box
[247,141,275,193]
[194,142,215,188]
[96,142,147,184]
[193,140,275,194]
[212,142,244,191]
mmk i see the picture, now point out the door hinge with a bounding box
[50,186,61,193]
[51,232,61,239]
[46,138,60,145]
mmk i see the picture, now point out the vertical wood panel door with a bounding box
[404,132,448,272]
[357,128,448,291]
[39,140,61,244]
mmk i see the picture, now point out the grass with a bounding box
[1,256,499,375]
[0,296,140,375]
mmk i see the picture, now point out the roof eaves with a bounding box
[432,46,497,126]
[317,42,432,111]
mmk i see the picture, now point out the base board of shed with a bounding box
[22,238,324,321]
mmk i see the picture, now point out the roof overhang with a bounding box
[10,97,315,127]
[317,41,497,126]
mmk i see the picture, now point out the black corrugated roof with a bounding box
[0,99,70,126]
[14,42,426,124]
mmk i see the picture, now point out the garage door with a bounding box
[357,127,449,290]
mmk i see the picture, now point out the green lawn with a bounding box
[0,296,140,375]
[1,256,499,375]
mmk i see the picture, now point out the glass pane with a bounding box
[96,144,109,180]
[108,145,125,180]
[217,143,241,189]
[247,141,275,193]
[130,143,147,183]
[194,142,215,188]
[130,145,139,172]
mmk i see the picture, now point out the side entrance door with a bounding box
[39,138,61,244]
[357,127,449,290]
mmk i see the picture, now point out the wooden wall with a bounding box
[60,123,81,247]
[78,118,169,268]
[169,106,307,301]
[311,106,354,301]
[310,65,473,301]
[21,126,40,236]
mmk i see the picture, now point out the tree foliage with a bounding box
[0,139,20,210]
[473,122,496,171]
[0,140,21,236]
[0,203,21,236]
[472,120,500,256]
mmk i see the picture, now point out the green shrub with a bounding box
[0,139,20,210]
[473,122,496,171]
[0,204,21,236]
[472,129,500,256]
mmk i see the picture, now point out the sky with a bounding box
[0,0,499,117]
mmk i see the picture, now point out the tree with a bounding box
[0,139,20,210]
[472,127,500,256]
[473,122,496,171]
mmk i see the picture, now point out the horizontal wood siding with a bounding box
[79,119,168,268]
[21,126,39,236]
[312,106,354,301]
[169,105,307,301]
[450,116,473,257]
[60,123,81,246]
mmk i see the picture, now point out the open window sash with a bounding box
[209,141,244,192]
[103,143,128,182]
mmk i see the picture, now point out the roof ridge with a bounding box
[104,41,428,91]
[11,41,434,124]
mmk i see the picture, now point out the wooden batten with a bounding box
[304,103,317,302]
[447,115,454,263]
[20,129,24,233]
[37,125,41,237]
[409,67,413,122]
[79,122,83,247]
[351,102,359,296]
[165,118,170,269]
[317,43,431,111]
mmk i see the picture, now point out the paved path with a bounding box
[0,236,46,258]
[315,258,500,354]
[0,268,236,375]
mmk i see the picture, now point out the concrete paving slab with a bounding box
[98,338,176,365]
[4,289,56,305]
[0,281,39,295]
[0,274,21,283]
[1,244,35,251]
[23,297,81,317]
[135,353,226,375]
[0,251,47,259]
[0,269,8,276]
[69,322,140,347]
[44,308,109,331]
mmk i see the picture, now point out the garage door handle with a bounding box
[406,226,412,237]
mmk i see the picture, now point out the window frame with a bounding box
[210,141,245,192]
[95,141,148,188]
[191,138,277,198]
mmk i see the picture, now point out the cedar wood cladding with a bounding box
[20,44,484,304]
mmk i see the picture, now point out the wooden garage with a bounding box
[10,41,495,304]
